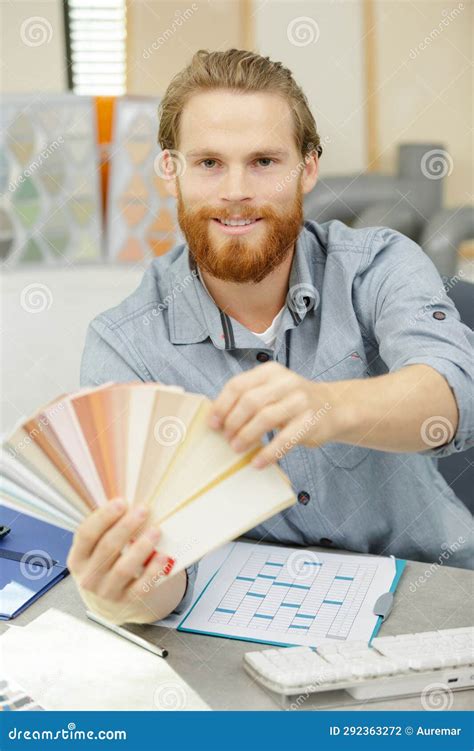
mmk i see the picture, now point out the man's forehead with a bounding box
[178,89,294,146]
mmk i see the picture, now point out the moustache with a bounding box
[189,205,282,223]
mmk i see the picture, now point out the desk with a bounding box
[1,545,472,711]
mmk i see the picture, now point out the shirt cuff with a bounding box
[171,562,199,615]
[401,356,474,458]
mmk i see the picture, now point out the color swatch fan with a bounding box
[0,383,296,576]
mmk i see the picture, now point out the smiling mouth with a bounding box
[213,217,263,227]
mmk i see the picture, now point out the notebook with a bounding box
[0,383,296,580]
[0,504,72,619]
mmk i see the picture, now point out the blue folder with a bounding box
[0,505,73,619]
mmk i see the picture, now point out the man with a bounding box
[68,49,473,626]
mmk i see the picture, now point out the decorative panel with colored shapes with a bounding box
[106,96,183,264]
[0,94,102,266]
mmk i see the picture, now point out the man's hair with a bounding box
[158,48,323,160]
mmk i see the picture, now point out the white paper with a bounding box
[1,608,209,711]
[178,542,396,648]
[155,543,235,628]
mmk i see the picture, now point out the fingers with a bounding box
[220,382,293,444]
[252,414,320,468]
[229,392,309,453]
[95,526,173,601]
[127,547,176,602]
[79,504,151,590]
[67,498,127,573]
[209,362,281,429]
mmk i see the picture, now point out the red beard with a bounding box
[176,186,303,283]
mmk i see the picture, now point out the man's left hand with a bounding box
[208,362,343,468]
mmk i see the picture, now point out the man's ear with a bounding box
[301,152,319,196]
[159,149,179,198]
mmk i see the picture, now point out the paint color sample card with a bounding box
[178,541,400,648]
[1,383,296,577]
[0,94,102,266]
[106,96,184,264]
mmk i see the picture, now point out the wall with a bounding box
[374,0,472,208]
[1,0,471,206]
[0,0,66,92]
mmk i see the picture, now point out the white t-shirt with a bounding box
[197,267,284,348]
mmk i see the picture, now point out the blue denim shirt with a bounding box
[80,219,474,612]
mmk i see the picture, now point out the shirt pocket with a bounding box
[312,350,371,469]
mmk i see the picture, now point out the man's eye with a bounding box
[255,158,275,167]
[200,159,218,169]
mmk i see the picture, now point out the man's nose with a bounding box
[218,166,253,202]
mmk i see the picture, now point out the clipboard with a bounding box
[174,542,407,648]
[369,556,406,642]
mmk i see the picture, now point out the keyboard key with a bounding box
[244,627,474,698]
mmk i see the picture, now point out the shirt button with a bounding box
[297,490,310,505]
[433,311,446,320]
[256,351,270,363]
[320,537,333,546]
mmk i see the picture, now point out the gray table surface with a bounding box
[2,544,473,711]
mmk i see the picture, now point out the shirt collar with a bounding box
[167,222,321,350]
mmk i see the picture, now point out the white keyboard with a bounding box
[243,627,474,702]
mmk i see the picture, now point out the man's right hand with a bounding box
[67,499,187,625]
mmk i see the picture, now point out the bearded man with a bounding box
[68,49,473,626]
